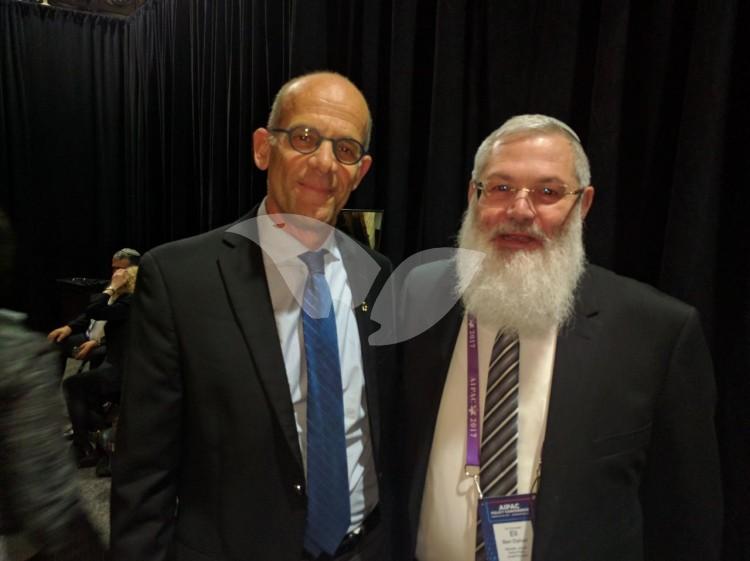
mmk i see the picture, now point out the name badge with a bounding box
[479,494,535,561]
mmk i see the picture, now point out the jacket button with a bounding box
[294,483,305,495]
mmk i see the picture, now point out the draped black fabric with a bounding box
[1,0,747,558]
[1,1,128,310]
[123,0,295,247]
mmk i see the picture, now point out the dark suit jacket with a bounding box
[110,210,396,561]
[399,261,722,561]
[67,292,132,365]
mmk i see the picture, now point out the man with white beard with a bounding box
[398,115,722,561]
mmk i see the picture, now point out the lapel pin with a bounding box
[360,301,368,312]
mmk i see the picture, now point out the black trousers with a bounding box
[63,363,121,449]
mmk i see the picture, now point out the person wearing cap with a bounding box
[399,115,722,561]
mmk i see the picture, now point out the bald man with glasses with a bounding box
[111,72,395,561]
[398,115,722,561]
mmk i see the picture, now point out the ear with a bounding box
[253,128,271,170]
[580,185,595,219]
[467,179,477,205]
[351,154,373,191]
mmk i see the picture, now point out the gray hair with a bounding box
[112,248,140,265]
[267,71,373,151]
[471,114,591,187]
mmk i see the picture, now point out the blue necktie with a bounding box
[299,250,350,556]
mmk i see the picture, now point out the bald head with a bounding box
[267,71,372,150]
[254,71,374,227]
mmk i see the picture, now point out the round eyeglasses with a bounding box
[269,125,366,165]
[474,180,584,208]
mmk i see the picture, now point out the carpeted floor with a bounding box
[63,360,110,546]
[78,467,110,546]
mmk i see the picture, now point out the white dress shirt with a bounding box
[257,200,378,532]
[416,314,557,561]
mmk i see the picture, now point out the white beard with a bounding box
[456,199,586,336]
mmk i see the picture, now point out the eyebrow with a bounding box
[483,173,568,184]
[286,123,362,142]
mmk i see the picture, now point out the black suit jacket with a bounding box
[110,210,396,561]
[68,292,132,365]
[399,261,722,561]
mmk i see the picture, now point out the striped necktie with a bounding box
[476,332,519,561]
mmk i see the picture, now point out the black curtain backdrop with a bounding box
[1,0,747,557]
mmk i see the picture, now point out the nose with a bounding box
[308,139,337,173]
[506,190,536,222]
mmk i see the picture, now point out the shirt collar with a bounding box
[257,198,342,268]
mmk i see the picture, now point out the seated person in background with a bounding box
[47,248,140,374]
[0,209,105,561]
[63,265,138,468]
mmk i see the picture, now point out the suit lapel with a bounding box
[410,301,464,459]
[533,267,602,559]
[406,300,464,538]
[217,213,304,471]
[337,233,386,461]
[544,268,601,460]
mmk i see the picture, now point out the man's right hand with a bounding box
[108,267,129,293]
[47,325,72,342]
[74,339,99,361]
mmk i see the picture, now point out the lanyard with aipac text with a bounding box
[465,314,483,496]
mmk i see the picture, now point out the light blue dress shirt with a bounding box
[257,200,378,532]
